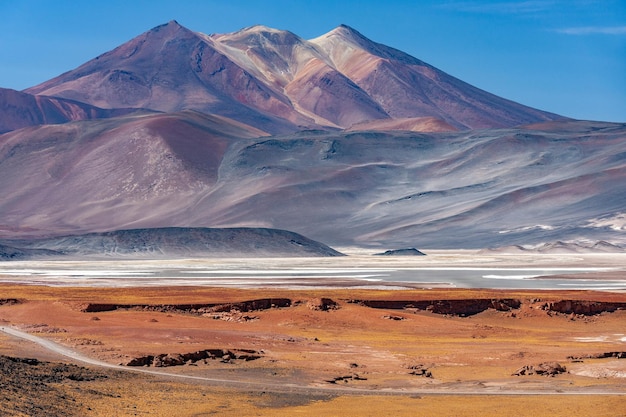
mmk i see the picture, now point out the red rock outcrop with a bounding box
[306,298,339,311]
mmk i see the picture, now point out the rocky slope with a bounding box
[0,116,624,248]
[0,355,111,417]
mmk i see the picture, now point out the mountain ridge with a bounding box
[23,21,562,133]
[0,87,144,134]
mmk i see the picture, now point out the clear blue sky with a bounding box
[1,0,624,122]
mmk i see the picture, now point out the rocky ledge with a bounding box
[78,298,292,314]
[349,298,521,316]
[567,352,626,360]
[513,362,567,377]
[125,348,262,367]
[348,298,626,317]
[542,300,626,315]
[374,248,426,256]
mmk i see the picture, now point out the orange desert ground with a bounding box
[1,251,625,416]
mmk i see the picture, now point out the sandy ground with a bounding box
[0,253,625,416]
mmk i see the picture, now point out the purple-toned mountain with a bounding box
[311,25,557,129]
[0,87,139,134]
[25,21,561,133]
[0,110,267,238]
[1,110,624,248]
[4,21,620,251]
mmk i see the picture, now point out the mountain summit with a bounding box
[25,22,561,133]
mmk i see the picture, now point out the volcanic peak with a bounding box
[310,24,426,67]
[227,24,299,38]
[151,19,184,32]
[22,21,562,132]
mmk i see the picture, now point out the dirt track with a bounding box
[2,324,623,397]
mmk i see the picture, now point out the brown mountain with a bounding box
[24,21,561,133]
[24,22,308,134]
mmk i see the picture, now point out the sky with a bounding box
[1,0,624,122]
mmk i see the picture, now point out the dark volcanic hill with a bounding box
[24,21,561,132]
[0,227,344,259]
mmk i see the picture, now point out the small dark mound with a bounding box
[374,248,426,256]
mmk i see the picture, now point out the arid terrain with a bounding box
[3,21,624,251]
[1,253,625,416]
[1,18,625,416]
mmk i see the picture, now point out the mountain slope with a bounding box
[190,121,626,248]
[0,110,267,237]
[310,25,560,129]
[0,87,140,134]
[24,21,562,133]
[1,116,623,248]
[25,21,307,134]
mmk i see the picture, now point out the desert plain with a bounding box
[1,250,625,416]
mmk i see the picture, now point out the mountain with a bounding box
[481,240,625,254]
[0,87,141,134]
[24,21,561,133]
[1,22,621,250]
[0,110,267,238]
[309,25,558,129]
[0,243,60,260]
[24,22,311,134]
[0,227,344,259]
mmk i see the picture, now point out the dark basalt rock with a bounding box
[513,362,567,377]
[567,352,626,360]
[125,348,262,367]
[350,298,521,317]
[77,298,292,314]
[374,248,426,256]
[543,300,626,315]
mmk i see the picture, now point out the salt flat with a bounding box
[0,251,624,290]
